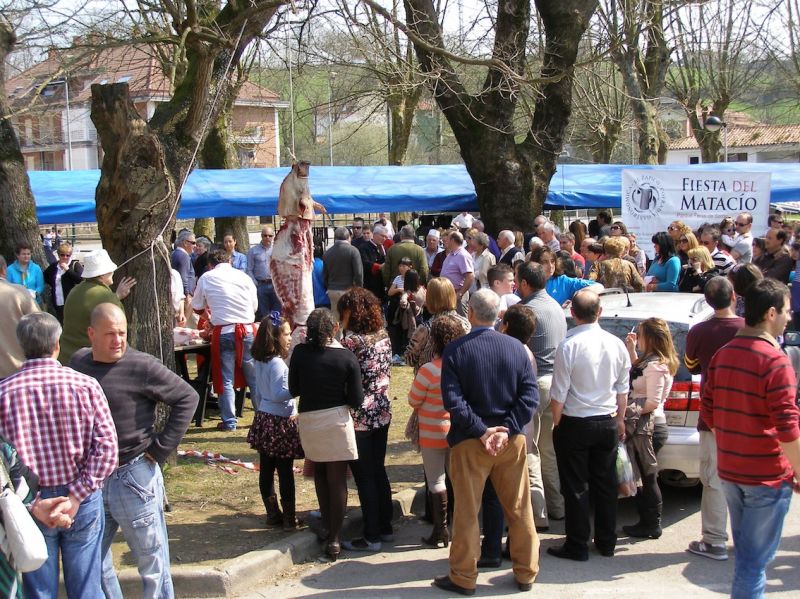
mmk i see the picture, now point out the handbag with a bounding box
[0,456,48,572]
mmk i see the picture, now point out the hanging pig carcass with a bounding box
[270,161,326,329]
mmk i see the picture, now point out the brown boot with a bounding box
[265,495,283,526]
[421,491,450,548]
[281,500,299,531]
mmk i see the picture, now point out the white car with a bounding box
[564,290,714,485]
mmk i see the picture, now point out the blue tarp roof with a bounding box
[28,162,800,223]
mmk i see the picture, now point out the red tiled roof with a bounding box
[669,124,800,150]
[7,44,279,107]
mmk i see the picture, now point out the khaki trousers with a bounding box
[699,431,729,545]
[525,375,564,526]
[448,435,539,589]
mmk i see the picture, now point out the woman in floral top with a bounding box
[337,287,394,552]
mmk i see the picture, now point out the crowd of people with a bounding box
[0,206,798,598]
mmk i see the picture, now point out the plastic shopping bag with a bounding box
[616,442,637,498]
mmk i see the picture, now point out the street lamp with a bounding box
[704,115,728,163]
[328,71,336,166]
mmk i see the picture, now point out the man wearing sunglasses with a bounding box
[351,217,367,250]
[730,212,754,265]
[171,229,197,319]
[247,225,282,321]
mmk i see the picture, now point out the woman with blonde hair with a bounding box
[678,246,719,293]
[43,242,83,322]
[675,230,700,266]
[404,277,470,372]
[622,318,679,539]
[590,237,644,292]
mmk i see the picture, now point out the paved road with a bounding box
[237,485,800,598]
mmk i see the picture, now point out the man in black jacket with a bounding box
[359,224,386,300]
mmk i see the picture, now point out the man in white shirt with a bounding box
[192,249,258,431]
[549,289,630,561]
[451,211,475,231]
[487,263,520,317]
[375,213,395,239]
[730,212,754,264]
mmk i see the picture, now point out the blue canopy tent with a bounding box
[28,163,800,224]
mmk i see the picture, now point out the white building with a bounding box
[667,123,800,165]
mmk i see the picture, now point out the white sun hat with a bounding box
[81,249,118,279]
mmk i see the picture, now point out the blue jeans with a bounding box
[480,479,505,560]
[24,487,105,599]
[256,281,282,322]
[219,331,255,428]
[100,456,173,599]
[723,480,793,599]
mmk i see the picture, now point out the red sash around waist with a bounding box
[210,323,256,395]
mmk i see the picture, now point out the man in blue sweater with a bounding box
[434,289,539,596]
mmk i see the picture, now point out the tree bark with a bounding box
[91,1,283,360]
[201,109,250,250]
[404,0,597,234]
[0,16,46,266]
[194,218,215,239]
[608,0,669,165]
[91,83,176,365]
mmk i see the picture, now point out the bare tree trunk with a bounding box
[201,111,250,250]
[0,17,46,266]
[90,2,283,360]
[404,0,597,234]
[91,84,176,365]
[607,0,669,165]
[387,84,423,165]
[194,218,215,239]
[523,0,598,211]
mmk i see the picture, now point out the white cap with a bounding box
[81,249,118,279]
[427,229,440,239]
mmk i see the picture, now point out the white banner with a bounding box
[621,169,771,259]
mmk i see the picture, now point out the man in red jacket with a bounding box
[702,278,800,599]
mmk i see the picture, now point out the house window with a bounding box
[725,152,748,162]
[237,148,255,167]
[689,156,699,164]
[40,151,55,171]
